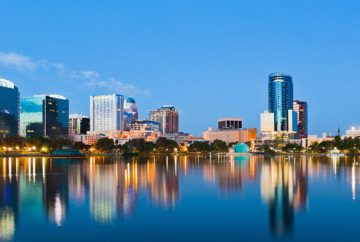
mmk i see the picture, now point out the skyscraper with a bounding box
[268,73,293,132]
[90,94,124,132]
[293,100,308,138]
[0,79,19,137]
[20,95,69,138]
[124,97,138,130]
[69,114,90,136]
[149,106,179,134]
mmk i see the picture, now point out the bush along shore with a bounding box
[0,136,230,157]
[1,135,360,157]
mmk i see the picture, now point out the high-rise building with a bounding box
[0,79,19,137]
[149,106,179,134]
[90,94,124,132]
[124,97,138,130]
[288,109,298,133]
[218,118,243,130]
[20,95,69,138]
[260,111,275,133]
[69,114,90,136]
[268,73,293,132]
[346,126,360,138]
[293,100,308,138]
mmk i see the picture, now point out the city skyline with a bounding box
[0,1,359,136]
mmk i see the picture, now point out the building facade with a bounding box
[0,79,19,137]
[218,118,243,130]
[293,100,308,139]
[346,127,360,138]
[268,73,293,132]
[69,114,90,136]
[20,95,69,138]
[149,106,179,134]
[90,94,124,133]
[124,97,138,130]
[203,128,257,144]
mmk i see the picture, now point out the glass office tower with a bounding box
[20,96,43,137]
[20,95,69,138]
[0,79,19,137]
[268,73,293,132]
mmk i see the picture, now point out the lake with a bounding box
[0,155,359,241]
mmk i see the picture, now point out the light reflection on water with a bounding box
[0,155,359,241]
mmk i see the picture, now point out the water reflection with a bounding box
[0,155,359,240]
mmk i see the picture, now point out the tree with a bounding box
[155,137,178,152]
[188,141,210,153]
[282,143,303,153]
[74,142,90,151]
[122,138,156,154]
[95,138,114,151]
[210,139,228,153]
[259,144,275,154]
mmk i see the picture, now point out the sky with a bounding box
[0,0,359,136]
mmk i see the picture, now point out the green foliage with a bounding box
[74,142,90,150]
[122,138,156,154]
[210,139,228,153]
[282,143,303,153]
[188,141,211,152]
[259,144,275,154]
[307,137,360,154]
[95,138,114,151]
[0,135,73,152]
[155,137,179,152]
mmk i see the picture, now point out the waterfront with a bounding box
[0,155,360,241]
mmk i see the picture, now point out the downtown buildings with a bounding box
[293,100,308,139]
[124,97,139,129]
[203,118,257,144]
[0,79,19,138]
[20,95,69,138]
[149,106,179,134]
[68,114,90,140]
[90,94,125,133]
[260,73,308,141]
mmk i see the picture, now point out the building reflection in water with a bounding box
[43,158,69,226]
[0,158,19,241]
[0,155,360,239]
[260,156,308,235]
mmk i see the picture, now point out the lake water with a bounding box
[0,155,359,241]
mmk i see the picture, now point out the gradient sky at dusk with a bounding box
[0,0,359,135]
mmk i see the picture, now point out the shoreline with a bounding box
[0,151,358,158]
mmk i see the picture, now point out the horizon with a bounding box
[0,1,359,136]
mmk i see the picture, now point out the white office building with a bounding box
[346,126,360,138]
[90,94,124,132]
[260,111,275,133]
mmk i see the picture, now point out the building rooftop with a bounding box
[126,97,136,103]
[269,72,292,80]
[0,79,15,89]
[33,94,67,100]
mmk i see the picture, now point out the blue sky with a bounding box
[0,0,359,136]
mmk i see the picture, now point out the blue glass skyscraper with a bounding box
[0,79,19,137]
[20,95,69,138]
[268,73,293,131]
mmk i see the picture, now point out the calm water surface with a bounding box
[0,155,359,241]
